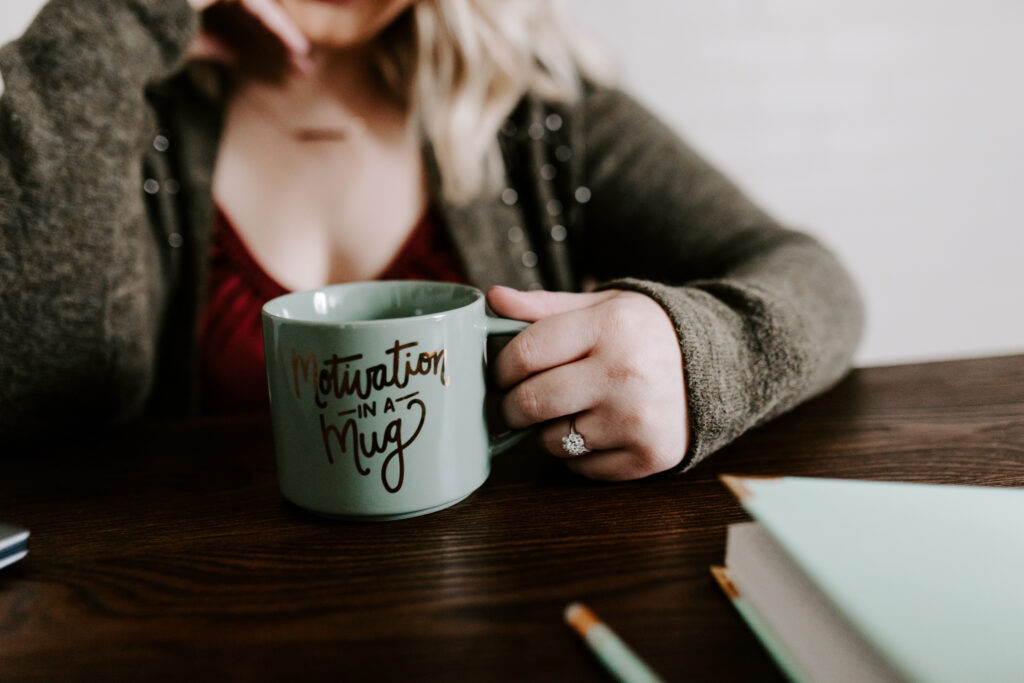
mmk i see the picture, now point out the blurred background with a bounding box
[3,0,1022,366]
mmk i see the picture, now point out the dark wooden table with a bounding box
[2,355,1023,681]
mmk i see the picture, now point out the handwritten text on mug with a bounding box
[290,340,451,493]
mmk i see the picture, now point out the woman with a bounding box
[0,0,864,479]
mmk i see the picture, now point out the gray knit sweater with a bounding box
[0,0,864,469]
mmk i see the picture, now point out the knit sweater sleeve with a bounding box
[580,87,865,471]
[0,0,198,444]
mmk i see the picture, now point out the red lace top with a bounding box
[198,209,468,414]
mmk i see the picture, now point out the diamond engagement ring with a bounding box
[561,417,591,456]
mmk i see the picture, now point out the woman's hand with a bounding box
[186,0,312,73]
[488,286,689,481]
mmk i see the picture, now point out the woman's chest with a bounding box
[212,107,428,291]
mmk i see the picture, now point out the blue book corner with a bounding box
[719,476,1024,683]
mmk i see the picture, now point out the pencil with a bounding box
[564,602,665,683]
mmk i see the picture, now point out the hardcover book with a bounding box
[713,476,1024,683]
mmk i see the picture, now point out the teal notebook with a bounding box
[713,476,1024,683]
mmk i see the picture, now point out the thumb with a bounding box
[187,32,239,65]
[486,285,617,323]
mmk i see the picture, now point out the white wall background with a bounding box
[569,0,1024,365]
[3,1,1023,365]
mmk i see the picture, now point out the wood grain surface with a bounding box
[1,355,1022,681]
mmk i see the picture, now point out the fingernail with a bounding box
[489,285,519,293]
[289,33,312,55]
[290,54,316,76]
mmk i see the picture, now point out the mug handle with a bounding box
[484,316,539,457]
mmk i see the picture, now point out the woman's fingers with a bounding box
[241,0,311,58]
[539,411,617,456]
[189,0,313,72]
[488,287,622,389]
[187,31,239,64]
[541,411,683,480]
[492,307,603,389]
[490,287,626,390]
[487,286,618,323]
[501,359,607,429]
[562,449,665,482]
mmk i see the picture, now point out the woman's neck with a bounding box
[295,45,369,95]
[235,45,401,141]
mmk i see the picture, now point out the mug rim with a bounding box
[261,280,485,328]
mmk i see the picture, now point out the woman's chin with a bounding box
[279,0,416,50]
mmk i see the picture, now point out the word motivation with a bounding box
[290,340,452,493]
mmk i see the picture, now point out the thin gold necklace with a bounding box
[239,87,368,143]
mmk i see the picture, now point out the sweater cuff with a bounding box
[125,0,199,75]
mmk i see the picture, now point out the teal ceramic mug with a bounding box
[261,281,532,520]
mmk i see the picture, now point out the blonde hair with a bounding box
[372,0,612,206]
